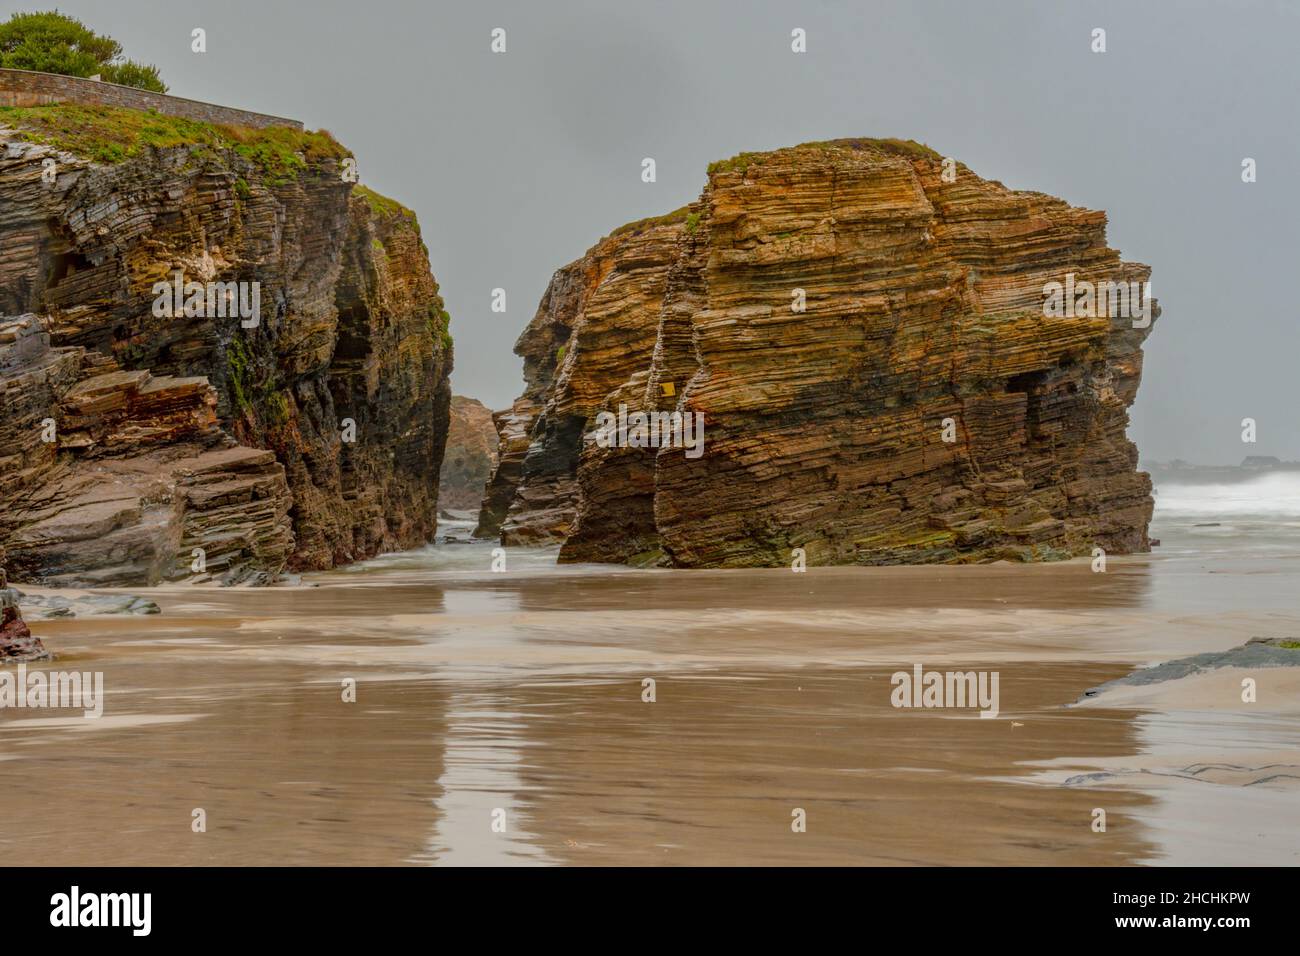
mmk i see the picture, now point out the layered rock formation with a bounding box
[438,396,498,511]
[478,139,1157,567]
[0,104,452,585]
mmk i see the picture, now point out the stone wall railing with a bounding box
[0,68,302,130]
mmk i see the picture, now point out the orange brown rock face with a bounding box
[0,109,452,584]
[479,139,1156,567]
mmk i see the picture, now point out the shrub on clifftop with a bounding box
[0,10,167,92]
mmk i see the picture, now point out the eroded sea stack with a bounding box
[477,139,1156,567]
[0,105,452,585]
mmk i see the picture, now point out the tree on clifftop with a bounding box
[0,11,167,92]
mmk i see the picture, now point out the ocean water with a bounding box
[1151,472,1300,565]
[1154,471,1300,518]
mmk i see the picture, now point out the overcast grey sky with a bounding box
[8,0,1298,463]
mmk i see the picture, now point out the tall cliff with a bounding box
[0,104,453,585]
[478,139,1157,567]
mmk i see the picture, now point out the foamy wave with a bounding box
[1155,472,1300,517]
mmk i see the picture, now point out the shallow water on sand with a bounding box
[3,502,1298,866]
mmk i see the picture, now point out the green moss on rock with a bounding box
[426,305,452,352]
[226,336,252,412]
[355,184,416,222]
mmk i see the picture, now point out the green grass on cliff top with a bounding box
[0,103,349,183]
[354,184,416,222]
[707,137,941,176]
[607,204,691,239]
[603,139,940,240]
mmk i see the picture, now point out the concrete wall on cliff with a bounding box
[0,68,302,130]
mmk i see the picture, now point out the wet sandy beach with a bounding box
[3,515,1298,866]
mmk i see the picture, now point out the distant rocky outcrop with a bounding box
[438,396,498,511]
[1,569,49,661]
[478,139,1157,567]
[0,104,453,585]
[1079,637,1300,701]
[1145,457,1300,486]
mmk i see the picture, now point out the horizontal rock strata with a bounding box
[0,105,452,584]
[478,139,1157,567]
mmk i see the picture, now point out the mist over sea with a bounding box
[1151,472,1300,565]
[1154,472,1300,519]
